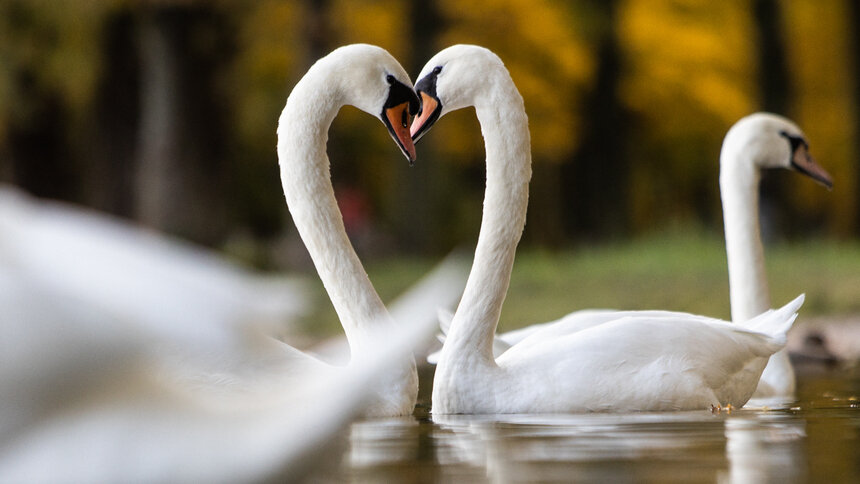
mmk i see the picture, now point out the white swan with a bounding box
[411,44,804,413]
[426,113,833,398]
[721,112,832,397]
[0,259,465,482]
[275,44,428,416]
[0,185,307,336]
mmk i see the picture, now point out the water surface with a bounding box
[316,367,859,483]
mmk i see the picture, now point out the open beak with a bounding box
[791,145,833,189]
[383,102,417,164]
[410,91,442,143]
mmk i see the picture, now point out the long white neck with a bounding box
[277,72,392,354]
[720,143,770,322]
[440,77,532,366]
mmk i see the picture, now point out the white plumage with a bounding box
[720,112,832,397]
[411,45,803,414]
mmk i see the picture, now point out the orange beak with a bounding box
[410,92,440,140]
[384,102,417,163]
[792,145,833,189]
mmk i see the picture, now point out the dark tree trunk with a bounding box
[753,0,791,115]
[563,0,628,240]
[848,0,860,234]
[135,9,179,230]
[1,1,78,201]
[752,0,793,240]
[526,162,565,246]
[134,6,234,245]
[303,0,332,66]
[396,0,444,253]
[86,9,139,218]
[5,82,75,202]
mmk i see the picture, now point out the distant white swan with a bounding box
[721,112,832,397]
[411,44,804,413]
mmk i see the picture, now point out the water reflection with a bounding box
[433,413,730,483]
[723,415,806,483]
[332,369,859,483]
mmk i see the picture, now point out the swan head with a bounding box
[410,45,506,142]
[321,45,420,163]
[723,112,833,188]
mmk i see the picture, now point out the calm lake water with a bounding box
[314,366,860,483]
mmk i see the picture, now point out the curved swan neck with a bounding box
[277,66,391,353]
[720,141,770,322]
[442,72,532,365]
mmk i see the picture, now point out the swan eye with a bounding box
[386,74,396,84]
[779,130,807,152]
[432,66,442,75]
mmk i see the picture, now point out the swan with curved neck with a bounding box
[277,44,421,416]
[428,113,834,398]
[412,45,804,414]
[720,112,832,397]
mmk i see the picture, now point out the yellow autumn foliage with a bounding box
[433,0,594,162]
[233,1,304,148]
[619,0,757,131]
[785,0,857,235]
[329,0,410,62]
[1,0,858,238]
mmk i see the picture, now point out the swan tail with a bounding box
[739,294,804,343]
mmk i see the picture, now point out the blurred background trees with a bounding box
[0,0,855,267]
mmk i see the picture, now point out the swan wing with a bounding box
[506,308,723,354]
[496,297,801,412]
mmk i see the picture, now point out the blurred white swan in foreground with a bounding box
[411,45,803,413]
[0,257,465,482]
[0,44,467,480]
[720,113,832,397]
[0,184,308,335]
[0,186,307,335]
[428,113,833,400]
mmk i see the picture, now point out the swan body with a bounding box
[411,45,803,414]
[720,112,832,397]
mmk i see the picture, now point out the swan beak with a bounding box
[410,92,441,143]
[384,102,417,164]
[792,146,833,189]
